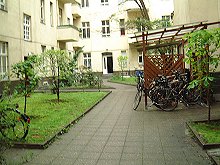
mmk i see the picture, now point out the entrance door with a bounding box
[102,52,113,74]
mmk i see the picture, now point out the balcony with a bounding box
[72,3,81,18]
[124,0,140,11]
[57,25,79,42]
[59,0,77,4]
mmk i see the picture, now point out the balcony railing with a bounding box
[57,25,79,42]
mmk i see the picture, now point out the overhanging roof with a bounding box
[132,21,220,50]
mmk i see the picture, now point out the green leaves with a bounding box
[184,28,220,89]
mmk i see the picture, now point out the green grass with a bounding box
[5,92,108,144]
[191,121,220,143]
[109,75,137,85]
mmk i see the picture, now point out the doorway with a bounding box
[102,52,113,74]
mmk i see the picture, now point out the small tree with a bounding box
[40,50,71,102]
[12,55,40,114]
[184,28,220,122]
[118,55,128,80]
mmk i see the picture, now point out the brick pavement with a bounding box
[3,79,219,165]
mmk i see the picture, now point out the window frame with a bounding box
[81,0,89,7]
[138,52,143,65]
[58,8,63,26]
[101,20,110,37]
[0,0,6,11]
[0,41,8,80]
[82,22,90,39]
[40,0,45,23]
[120,19,125,36]
[24,14,31,41]
[83,53,91,69]
[101,0,109,6]
[50,2,53,26]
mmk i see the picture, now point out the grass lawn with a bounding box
[190,120,220,144]
[5,92,108,144]
[108,76,137,85]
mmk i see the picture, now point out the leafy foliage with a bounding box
[184,28,220,89]
[11,55,40,113]
[117,55,128,80]
[39,50,72,102]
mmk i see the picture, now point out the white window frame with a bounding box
[0,42,8,80]
[58,8,63,26]
[138,52,143,65]
[82,22,90,39]
[0,0,6,10]
[101,0,109,6]
[162,15,171,27]
[50,2,53,26]
[81,0,89,7]
[24,14,31,41]
[102,20,110,37]
[83,53,91,69]
[40,0,45,23]
[120,19,125,36]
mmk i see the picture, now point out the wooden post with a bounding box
[142,31,148,108]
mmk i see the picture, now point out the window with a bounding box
[0,42,8,80]
[50,2,53,26]
[40,0,45,23]
[101,0,108,6]
[81,0,89,7]
[162,15,171,27]
[59,8,62,26]
[120,19,125,36]
[24,14,31,41]
[0,0,6,10]
[82,22,90,39]
[41,45,46,53]
[102,20,110,37]
[83,53,91,68]
[138,52,143,64]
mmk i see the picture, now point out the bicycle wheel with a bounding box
[182,86,200,104]
[133,90,142,110]
[154,87,178,111]
[1,109,29,140]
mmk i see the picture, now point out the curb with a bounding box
[186,120,220,149]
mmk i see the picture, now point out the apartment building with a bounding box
[0,0,173,80]
[77,0,173,74]
[173,0,220,25]
[0,0,80,80]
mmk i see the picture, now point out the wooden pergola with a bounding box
[132,21,220,107]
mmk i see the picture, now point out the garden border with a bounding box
[11,90,112,149]
[186,120,220,149]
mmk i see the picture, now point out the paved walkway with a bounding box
[4,79,220,165]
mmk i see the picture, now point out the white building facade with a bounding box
[77,0,174,74]
[0,0,174,80]
[0,0,80,80]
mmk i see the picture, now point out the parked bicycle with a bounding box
[133,70,205,111]
[0,103,30,140]
[133,72,145,110]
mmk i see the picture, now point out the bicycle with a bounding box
[133,74,145,110]
[0,104,30,140]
